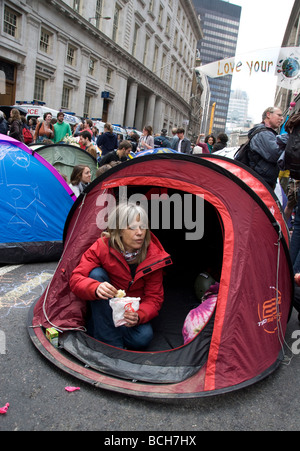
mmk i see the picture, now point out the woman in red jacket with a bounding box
[70,202,172,349]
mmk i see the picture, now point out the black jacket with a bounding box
[0,117,8,135]
[248,124,283,186]
[97,132,118,156]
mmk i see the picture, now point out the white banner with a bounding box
[196,47,300,90]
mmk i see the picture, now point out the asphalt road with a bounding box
[1,261,300,432]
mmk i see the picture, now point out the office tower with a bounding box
[226,89,249,129]
[192,0,241,135]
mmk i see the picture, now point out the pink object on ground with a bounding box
[0,403,9,414]
[65,386,80,392]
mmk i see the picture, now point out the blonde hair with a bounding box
[102,203,151,264]
[104,122,114,133]
[10,108,21,121]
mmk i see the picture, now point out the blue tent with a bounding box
[134,148,179,157]
[0,134,76,264]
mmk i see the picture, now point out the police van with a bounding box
[13,102,81,125]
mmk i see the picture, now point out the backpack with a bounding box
[154,137,164,148]
[23,127,33,144]
[234,127,268,166]
[284,124,300,180]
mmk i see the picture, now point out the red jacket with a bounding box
[69,233,172,324]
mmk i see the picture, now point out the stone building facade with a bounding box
[0,0,203,135]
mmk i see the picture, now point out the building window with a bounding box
[143,35,150,66]
[95,0,103,27]
[4,6,18,38]
[106,68,112,84]
[132,24,139,57]
[158,4,164,27]
[89,58,96,76]
[84,94,91,118]
[112,5,120,42]
[67,45,76,66]
[152,45,159,72]
[161,53,167,80]
[73,0,80,13]
[174,29,178,49]
[34,77,45,102]
[165,16,171,36]
[149,0,155,13]
[40,29,51,53]
[61,86,71,109]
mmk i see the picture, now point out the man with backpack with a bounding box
[154,129,171,148]
[235,107,284,189]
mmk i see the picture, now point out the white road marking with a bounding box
[0,265,23,277]
[0,272,53,309]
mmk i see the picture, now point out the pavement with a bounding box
[1,261,300,432]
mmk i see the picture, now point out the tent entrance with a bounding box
[58,187,225,383]
[124,186,224,352]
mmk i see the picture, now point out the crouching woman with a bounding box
[69,203,172,349]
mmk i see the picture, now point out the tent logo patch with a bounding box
[258,287,282,334]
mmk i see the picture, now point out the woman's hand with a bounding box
[124,311,140,328]
[95,282,118,300]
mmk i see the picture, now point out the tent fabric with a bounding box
[31,153,293,396]
[35,143,98,182]
[201,154,290,244]
[59,312,215,384]
[0,134,75,264]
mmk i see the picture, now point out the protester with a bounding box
[170,127,179,150]
[212,133,228,152]
[248,106,284,189]
[34,112,55,143]
[27,117,37,137]
[127,131,140,153]
[83,119,93,136]
[69,202,172,349]
[20,115,33,145]
[91,125,99,143]
[8,109,24,142]
[0,110,8,135]
[79,131,98,159]
[175,127,191,154]
[195,134,210,154]
[154,129,171,148]
[73,121,84,137]
[138,126,154,151]
[69,164,92,197]
[54,112,72,143]
[204,134,216,153]
[98,140,132,167]
[96,123,118,156]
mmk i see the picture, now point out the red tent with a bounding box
[29,153,293,399]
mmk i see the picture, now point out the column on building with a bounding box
[124,82,138,128]
[109,71,128,125]
[75,47,90,116]
[135,95,146,131]
[153,97,163,134]
[145,93,156,128]
[22,16,40,100]
[54,32,68,111]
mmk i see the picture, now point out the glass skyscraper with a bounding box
[192,0,241,136]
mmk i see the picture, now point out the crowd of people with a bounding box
[2,103,300,344]
[0,106,296,196]
[2,106,300,287]
[0,107,227,156]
